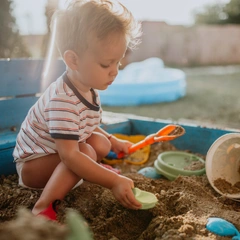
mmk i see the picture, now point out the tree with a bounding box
[0,0,30,58]
[194,0,240,25]
[223,0,240,24]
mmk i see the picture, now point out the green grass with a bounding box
[102,67,240,129]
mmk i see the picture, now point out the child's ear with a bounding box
[63,50,79,70]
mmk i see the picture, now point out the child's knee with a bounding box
[96,135,111,159]
[87,133,111,159]
[78,143,97,161]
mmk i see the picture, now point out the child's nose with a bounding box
[109,65,118,77]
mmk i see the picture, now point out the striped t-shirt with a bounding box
[13,73,102,162]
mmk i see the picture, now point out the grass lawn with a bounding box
[102,66,240,129]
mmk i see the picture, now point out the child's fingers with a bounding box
[125,190,142,209]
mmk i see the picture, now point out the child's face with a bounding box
[75,33,127,91]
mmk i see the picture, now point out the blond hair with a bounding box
[51,0,142,56]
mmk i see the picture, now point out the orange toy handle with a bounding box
[117,124,185,159]
[128,134,155,153]
[117,134,155,158]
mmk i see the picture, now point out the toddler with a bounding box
[13,0,142,220]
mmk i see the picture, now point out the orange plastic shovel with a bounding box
[116,124,185,159]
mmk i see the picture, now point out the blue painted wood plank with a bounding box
[171,125,233,155]
[0,130,17,150]
[101,121,131,135]
[0,59,65,97]
[0,97,39,130]
[0,148,16,176]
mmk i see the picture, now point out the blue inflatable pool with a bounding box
[99,58,186,106]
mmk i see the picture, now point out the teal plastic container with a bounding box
[154,151,205,181]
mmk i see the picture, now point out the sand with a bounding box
[0,142,240,240]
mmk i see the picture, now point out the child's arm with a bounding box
[55,138,141,209]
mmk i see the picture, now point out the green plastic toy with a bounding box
[66,209,93,240]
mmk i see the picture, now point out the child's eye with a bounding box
[101,64,110,68]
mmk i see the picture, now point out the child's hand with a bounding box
[110,136,132,155]
[110,175,142,209]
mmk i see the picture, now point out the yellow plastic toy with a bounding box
[103,134,151,165]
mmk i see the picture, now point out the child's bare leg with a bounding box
[31,161,81,215]
[21,143,96,215]
[22,154,61,188]
[86,132,111,161]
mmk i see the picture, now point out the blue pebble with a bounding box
[138,167,161,179]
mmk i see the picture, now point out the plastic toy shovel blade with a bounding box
[206,217,240,238]
[132,188,158,210]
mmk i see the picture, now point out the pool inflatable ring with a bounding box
[99,58,186,106]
